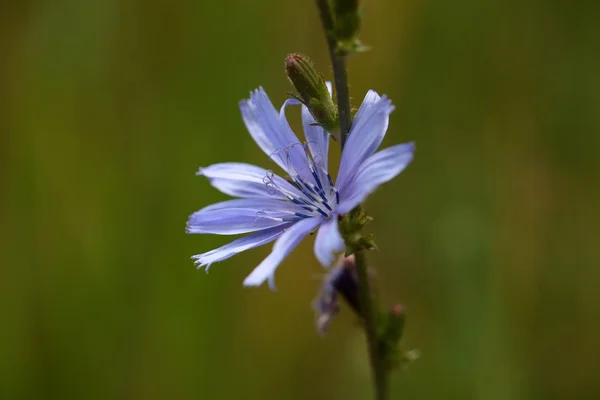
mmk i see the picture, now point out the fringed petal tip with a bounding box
[195,167,206,176]
[243,274,277,291]
[237,88,266,116]
[243,274,276,291]
[245,86,267,103]
[243,276,276,291]
[360,91,396,117]
[379,94,395,112]
[191,256,211,273]
[185,214,198,234]
[191,225,289,281]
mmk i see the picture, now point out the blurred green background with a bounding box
[2,0,599,399]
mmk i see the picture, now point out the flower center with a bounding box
[263,143,339,220]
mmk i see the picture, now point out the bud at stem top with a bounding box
[285,53,339,137]
[331,0,367,55]
[333,0,358,14]
[333,0,360,39]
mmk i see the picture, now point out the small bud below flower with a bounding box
[285,53,339,137]
[313,255,378,334]
[313,255,360,334]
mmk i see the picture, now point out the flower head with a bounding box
[187,87,414,288]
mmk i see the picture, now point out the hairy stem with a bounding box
[316,1,388,399]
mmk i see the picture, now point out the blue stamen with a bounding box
[302,180,317,194]
[315,208,328,218]
[318,191,328,203]
[296,178,323,205]
[280,156,337,219]
[294,213,312,219]
[326,173,334,186]
[282,216,303,222]
[292,180,305,193]
[311,168,323,190]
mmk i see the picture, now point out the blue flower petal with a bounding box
[280,96,332,193]
[302,82,332,169]
[198,162,302,200]
[278,98,325,188]
[337,142,415,214]
[192,224,293,270]
[279,98,302,112]
[314,217,345,267]
[240,88,313,180]
[302,105,330,170]
[336,90,395,191]
[243,216,324,289]
[199,198,305,214]
[187,197,309,235]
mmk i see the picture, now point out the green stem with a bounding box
[355,250,388,400]
[315,0,352,147]
[315,2,388,399]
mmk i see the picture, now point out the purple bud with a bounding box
[313,255,365,334]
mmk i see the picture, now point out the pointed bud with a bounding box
[285,53,339,136]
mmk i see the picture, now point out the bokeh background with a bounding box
[2,0,599,399]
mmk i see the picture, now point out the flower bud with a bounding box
[285,53,339,135]
[379,304,416,371]
[313,255,359,334]
[313,255,378,334]
[382,304,406,346]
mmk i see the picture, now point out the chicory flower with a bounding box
[187,87,414,288]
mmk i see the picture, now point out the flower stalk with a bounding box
[188,2,415,395]
[316,1,391,399]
